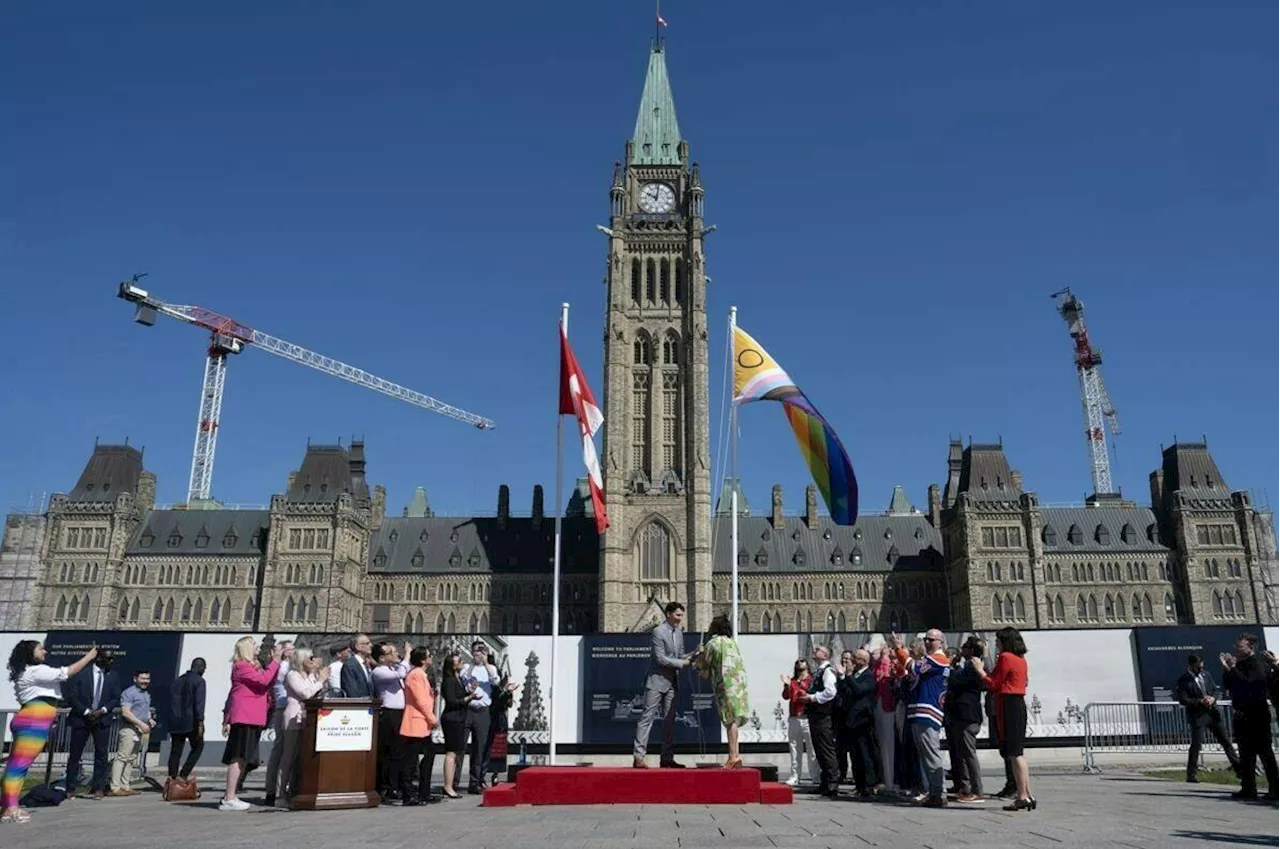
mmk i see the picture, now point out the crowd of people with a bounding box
[1,624,1275,824]
[777,626,1035,809]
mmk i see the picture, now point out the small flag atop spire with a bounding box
[657,13,667,27]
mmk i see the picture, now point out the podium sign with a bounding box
[315,707,375,752]
[290,698,381,810]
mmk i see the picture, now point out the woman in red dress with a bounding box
[975,626,1034,811]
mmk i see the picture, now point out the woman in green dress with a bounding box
[695,613,750,768]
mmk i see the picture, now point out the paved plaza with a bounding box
[16,770,1278,849]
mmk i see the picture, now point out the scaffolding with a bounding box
[0,493,47,629]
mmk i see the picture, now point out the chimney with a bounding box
[1149,469,1165,517]
[371,485,386,530]
[532,485,545,528]
[287,471,298,492]
[497,484,510,527]
[804,484,819,530]
[927,483,941,529]
[771,484,785,530]
[136,471,157,513]
[1011,469,1024,492]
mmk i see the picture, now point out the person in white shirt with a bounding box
[4,640,97,823]
[326,644,350,696]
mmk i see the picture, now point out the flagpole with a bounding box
[550,302,569,766]
[729,305,739,639]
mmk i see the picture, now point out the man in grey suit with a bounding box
[633,601,699,768]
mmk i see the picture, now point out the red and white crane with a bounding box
[118,275,494,504]
[1052,287,1121,496]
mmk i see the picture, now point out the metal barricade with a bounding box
[0,707,148,789]
[1082,701,1279,773]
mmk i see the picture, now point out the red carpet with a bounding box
[481,766,793,807]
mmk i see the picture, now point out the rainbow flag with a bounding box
[733,326,859,525]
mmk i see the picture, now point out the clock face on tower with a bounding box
[638,182,676,214]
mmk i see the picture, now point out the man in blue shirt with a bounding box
[109,669,155,796]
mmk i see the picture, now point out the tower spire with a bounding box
[631,29,682,165]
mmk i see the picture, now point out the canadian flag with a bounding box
[657,14,667,27]
[559,326,609,533]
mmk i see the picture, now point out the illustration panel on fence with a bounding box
[581,634,718,747]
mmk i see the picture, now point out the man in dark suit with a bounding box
[64,650,122,798]
[944,636,987,802]
[836,649,881,796]
[1177,653,1239,783]
[340,633,376,699]
[168,658,207,780]
[1221,633,1279,801]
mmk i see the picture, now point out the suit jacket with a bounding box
[837,668,878,730]
[400,666,437,738]
[63,665,122,729]
[169,670,207,735]
[644,622,687,694]
[945,658,985,726]
[1224,653,1273,717]
[340,655,374,700]
[1175,669,1221,727]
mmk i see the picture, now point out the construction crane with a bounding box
[118,275,495,504]
[1051,287,1121,496]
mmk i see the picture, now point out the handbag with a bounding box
[163,776,201,802]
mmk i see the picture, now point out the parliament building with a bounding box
[5,43,1275,636]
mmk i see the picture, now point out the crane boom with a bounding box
[118,278,495,503]
[1052,287,1120,497]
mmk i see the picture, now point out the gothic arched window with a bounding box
[659,258,670,303]
[634,333,652,365]
[638,521,672,582]
[631,258,642,304]
[673,259,683,305]
[645,258,656,302]
[662,332,680,365]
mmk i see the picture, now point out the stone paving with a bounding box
[14,771,1278,849]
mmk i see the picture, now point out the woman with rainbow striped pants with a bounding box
[4,641,97,824]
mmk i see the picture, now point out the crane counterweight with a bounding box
[117,277,495,503]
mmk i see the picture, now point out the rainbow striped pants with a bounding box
[2,700,57,810]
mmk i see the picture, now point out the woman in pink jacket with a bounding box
[220,636,282,811]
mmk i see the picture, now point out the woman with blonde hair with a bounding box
[275,647,328,807]
[220,636,282,811]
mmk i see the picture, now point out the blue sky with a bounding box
[1,2,1275,518]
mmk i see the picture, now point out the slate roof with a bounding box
[955,444,1022,503]
[367,516,599,575]
[631,47,683,165]
[126,509,270,556]
[1039,506,1166,554]
[69,445,143,502]
[286,444,365,504]
[1160,443,1232,499]
[711,514,944,575]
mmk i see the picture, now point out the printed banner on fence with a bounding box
[581,633,718,745]
[1132,625,1268,702]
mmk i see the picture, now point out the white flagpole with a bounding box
[729,306,739,639]
[550,302,569,766]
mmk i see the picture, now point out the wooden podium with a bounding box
[290,698,381,810]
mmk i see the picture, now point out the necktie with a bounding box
[92,668,102,709]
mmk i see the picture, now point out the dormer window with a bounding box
[468,553,481,568]
[761,529,771,542]
[1067,524,1083,546]
[167,531,182,549]
[222,531,238,549]
[755,548,768,567]
[887,545,900,565]
[853,528,863,540]
[851,547,862,566]
[1042,525,1057,546]
[410,549,424,568]
[140,532,155,549]
[884,529,893,540]
[374,552,386,569]
[792,549,806,567]
[195,532,210,549]
[1120,524,1137,545]
[1094,524,1111,545]
[737,549,748,567]
[389,530,399,543]
[419,530,429,543]
[822,530,832,540]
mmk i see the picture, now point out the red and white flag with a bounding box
[559,326,609,533]
[656,14,667,27]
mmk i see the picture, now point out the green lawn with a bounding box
[1143,767,1268,789]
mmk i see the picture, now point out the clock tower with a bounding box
[598,41,712,631]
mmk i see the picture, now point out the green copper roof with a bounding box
[714,477,750,517]
[631,48,683,165]
[405,486,432,518]
[887,485,915,515]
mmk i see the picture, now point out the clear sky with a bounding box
[1,2,1275,519]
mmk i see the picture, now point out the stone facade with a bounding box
[941,440,1276,630]
[9,43,1276,636]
